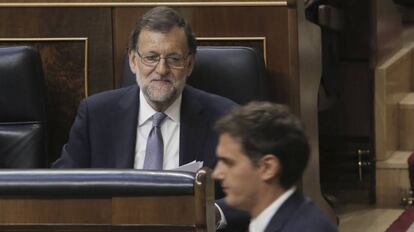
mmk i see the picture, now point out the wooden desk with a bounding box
[0,168,214,232]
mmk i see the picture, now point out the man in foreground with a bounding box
[213,101,338,232]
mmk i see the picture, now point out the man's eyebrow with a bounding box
[143,51,159,55]
[217,156,234,165]
[143,51,183,56]
[166,52,185,57]
[167,53,182,57]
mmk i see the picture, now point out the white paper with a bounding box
[173,160,203,173]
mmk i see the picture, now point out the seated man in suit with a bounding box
[53,6,247,232]
[213,102,338,232]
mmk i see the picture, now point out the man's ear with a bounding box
[128,50,138,74]
[259,154,280,181]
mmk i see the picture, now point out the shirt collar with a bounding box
[249,186,296,232]
[138,90,182,126]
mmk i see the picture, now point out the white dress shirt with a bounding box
[134,91,181,169]
[133,91,227,228]
[249,187,296,232]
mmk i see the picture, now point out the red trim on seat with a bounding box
[386,208,414,231]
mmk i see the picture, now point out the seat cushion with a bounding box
[0,123,46,168]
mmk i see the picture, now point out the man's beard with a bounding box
[136,73,186,111]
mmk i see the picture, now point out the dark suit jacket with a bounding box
[53,84,249,231]
[53,84,236,169]
[265,191,337,232]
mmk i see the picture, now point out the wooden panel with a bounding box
[372,0,403,65]
[295,0,336,223]
[0,225,195,232]
[375,46,413,161]
[376,166,410,207]
[317,1,375,206]
[112,196,195,224]
[0,7,113,94]
[399,94,414,150]
[0,198,111,223]
[0,7,113,163]
[319,63,371,137]
[340,1,370,60]
[113,6,298,107]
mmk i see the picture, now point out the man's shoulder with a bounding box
[85,85,137,106]
[184,85,238,111]
[284,196,337,231]
[266,192,337,232]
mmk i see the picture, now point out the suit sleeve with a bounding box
[52,99,91,168]
[216,197,250,232]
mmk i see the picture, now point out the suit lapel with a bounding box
[179,87,208,165]
[107,85,207,167]
[264,191,304,232]
[108,86,139,168]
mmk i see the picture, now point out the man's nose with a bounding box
[212,165,223,180]
[155,58,170,75]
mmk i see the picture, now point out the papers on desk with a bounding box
[173,160,203,173]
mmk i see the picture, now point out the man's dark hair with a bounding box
[214,101,310,189]
[128,6,197,55]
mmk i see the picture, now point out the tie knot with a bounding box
[152,112,166,127]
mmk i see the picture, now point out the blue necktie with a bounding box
[143,112,167,170]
